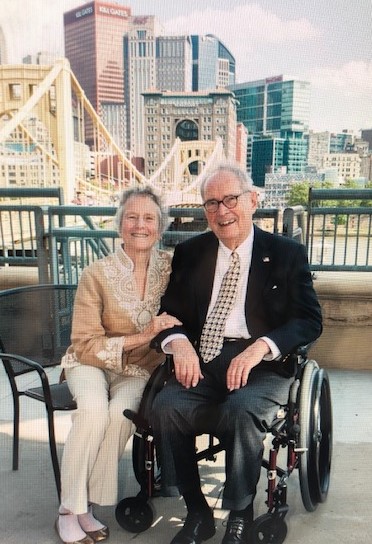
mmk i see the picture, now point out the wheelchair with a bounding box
[115,348,332,544]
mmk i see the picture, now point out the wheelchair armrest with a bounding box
[296,345,309,358]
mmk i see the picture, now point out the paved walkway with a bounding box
[1,365,372,543]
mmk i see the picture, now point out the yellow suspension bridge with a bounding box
[0,59,225,206]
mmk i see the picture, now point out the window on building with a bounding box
[10,83,22,100]
[49,86,57,113]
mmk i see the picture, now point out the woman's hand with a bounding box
[144,312,182,337]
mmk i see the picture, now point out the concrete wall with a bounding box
[0,267,371,371]
[309,272,372,370]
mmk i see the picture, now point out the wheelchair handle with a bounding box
[123,409,136,422]
[124,408,150,432]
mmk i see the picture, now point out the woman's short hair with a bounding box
[200,162,254,199]
[115,185,168,235]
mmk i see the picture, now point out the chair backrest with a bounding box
[0,284,76,376]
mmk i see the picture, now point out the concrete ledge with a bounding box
[310,272,372,370]
[0,266,39,290]
[0,268,371,371]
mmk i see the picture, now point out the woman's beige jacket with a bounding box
[61,246,172,377]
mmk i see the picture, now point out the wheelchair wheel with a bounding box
[298,360,332,512]
[115,496,154,533]
[250,513,287,544]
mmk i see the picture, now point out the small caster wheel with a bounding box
[115,496,154,533]
[250,513,287,544]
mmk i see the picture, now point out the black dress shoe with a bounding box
[170,509,216,544]
[221,515,252,544]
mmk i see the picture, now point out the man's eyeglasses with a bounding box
[203,191,251,213]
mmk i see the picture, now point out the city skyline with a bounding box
[1,0,371,135]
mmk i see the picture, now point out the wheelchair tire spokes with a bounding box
[298,360,333,512]
[309,368,333,504]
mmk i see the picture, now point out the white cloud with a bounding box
[164,3,320,43]
[308,60,372,95]
[308,61,372,132]
[0,0,78,62]
[164,3,322,81]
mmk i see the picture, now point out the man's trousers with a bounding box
[151,340,292,511]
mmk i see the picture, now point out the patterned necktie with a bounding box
[199,251,240,363]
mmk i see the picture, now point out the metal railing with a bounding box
[282,205,305,244]
[3,189,371,284]
[162,207,280,248]
[47,206,119,284]
[0,187,64,205]
[47,206,282,284]
[0,205,49,283]
[306,188,372,272]
[0,188,65,283]
[0,204,283,285]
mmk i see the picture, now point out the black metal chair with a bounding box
[0,284,77,500]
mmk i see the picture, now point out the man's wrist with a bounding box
[161,333,188,353]
[254,338,271,357]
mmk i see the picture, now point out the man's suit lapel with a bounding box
[246,227,273,329]
[194,233,219,326]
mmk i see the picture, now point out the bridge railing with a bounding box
[306,188,372,272]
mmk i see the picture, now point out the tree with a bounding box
[286,180,333,208]
[286,182,310,207]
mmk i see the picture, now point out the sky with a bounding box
[1,0,371,134]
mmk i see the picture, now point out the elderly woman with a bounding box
[55,187,180,544]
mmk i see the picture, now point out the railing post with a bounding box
[282,205,305,244]
[34,207,50,284]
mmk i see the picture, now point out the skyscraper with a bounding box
[156,35,192,92]
[123,16,164,159]
[191,35,235,91]
[64,1,132,149]
[306,131,331,169]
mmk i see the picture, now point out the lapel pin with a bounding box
[263,256,270,262]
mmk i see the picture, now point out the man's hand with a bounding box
[226,339,270,391]
[170,338,204,389]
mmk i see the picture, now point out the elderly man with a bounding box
[151,163,322,544]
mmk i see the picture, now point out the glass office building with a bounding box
[191,35,235,91]
[251,137,285,187]
[229,75,310,185]
[229,75,310,137]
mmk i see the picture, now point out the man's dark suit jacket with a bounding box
[153,226,322,377]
